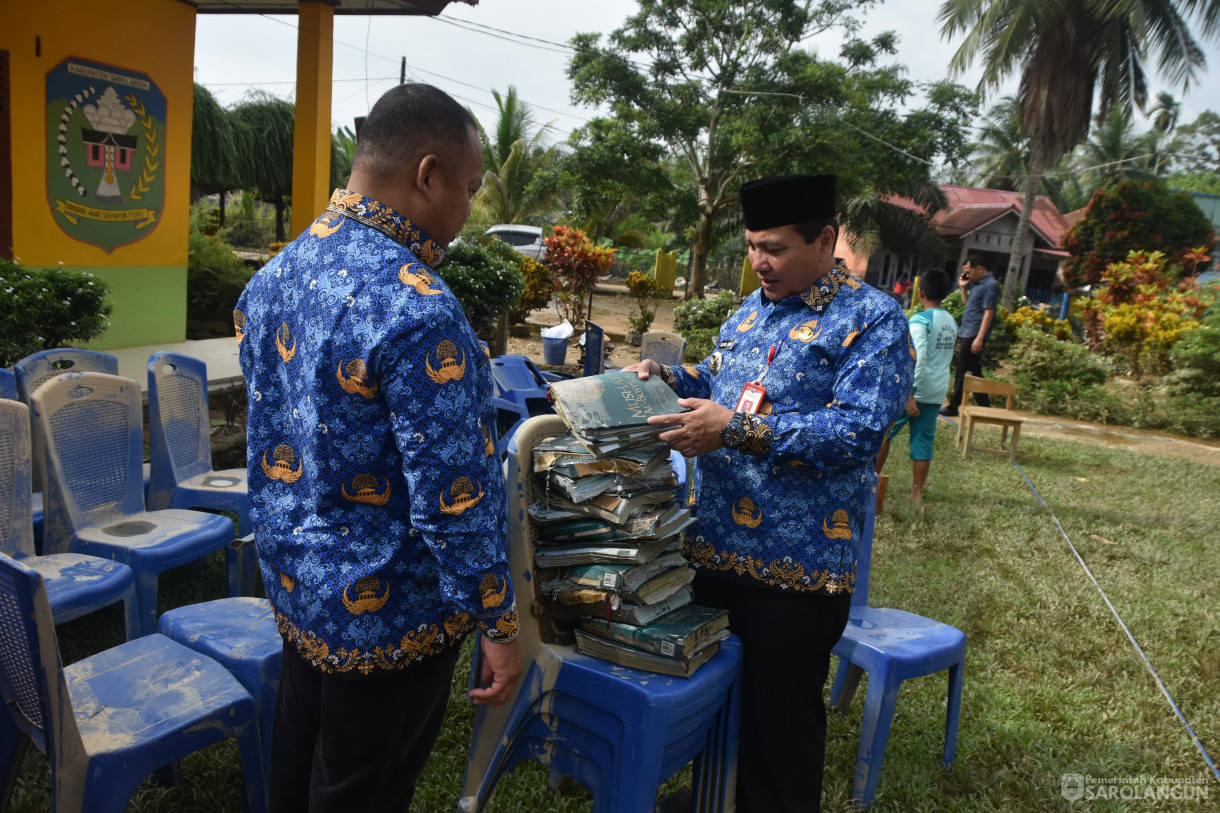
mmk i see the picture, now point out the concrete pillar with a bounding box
[290,0,334,240]
[739,256,759,297]
[956,241,969,270]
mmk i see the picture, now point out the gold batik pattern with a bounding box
[684,538,855,594]
[739,412,772,455]
[799,261,852,312]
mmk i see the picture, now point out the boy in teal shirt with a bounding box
[876,268,958,503]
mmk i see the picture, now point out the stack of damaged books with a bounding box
[527,371,730,678]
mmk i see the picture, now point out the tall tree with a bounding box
[229,91,295,242]
[1168,109,1220,173]
[940,0,1207,309]
[190,84,238,226]
[1078,107,1159,186]
[568,0,970,298]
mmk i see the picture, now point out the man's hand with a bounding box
[648,398,734,458]
[622,359,663,381]
[906,395,920,418]
[971,335,984,354]
[468,635,523,708]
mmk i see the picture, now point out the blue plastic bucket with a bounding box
[542,337,568,365]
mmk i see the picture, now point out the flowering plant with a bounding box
[0,258,112,366]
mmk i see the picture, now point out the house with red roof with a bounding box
[836,185,1072,301]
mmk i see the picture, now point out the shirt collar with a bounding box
[794,259,856,314]
[324,189,446,268]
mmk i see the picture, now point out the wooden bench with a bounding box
[955,374,1024,463]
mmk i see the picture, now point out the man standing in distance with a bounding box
[236,84,521,813]
[941,254,999,416]
[628,175,913,812]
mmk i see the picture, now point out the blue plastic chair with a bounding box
[146,352,251,535]
[158,596,283,783]
[489,354,555,421]
[15,349,121,543]
[641,331,687,367]
[0,552,267,813]
[32,372,236,637]
[583,321,606,377]
[0,369,16,401]
[0,399,140,641]
[828,476,966,808]
[460,415,741,813]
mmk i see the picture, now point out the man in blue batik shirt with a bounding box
[236,84,521,813]
[628,175,913,813]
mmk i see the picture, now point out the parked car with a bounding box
[485,224,546,261]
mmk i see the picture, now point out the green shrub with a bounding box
[672,290,737,363]
[188,230,253,320]
[673,290,736,332]
[0,259,113,366]
[438,236,525,338]
[941,289,964,322]
[1020,379,1130,424]
[1166,325,1220,397]
[1007,326,1108,389]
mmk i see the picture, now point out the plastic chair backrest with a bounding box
[962,374,1018,410]
[147,352,213,483]
[640,331,687,367]
[0,551,80,762]
[31,372,146,555]
[0,400,37,558]
[14,350,119,493]
[0,369,16,401]
[850,472,879,610]
[489,355,546,396]
[14,349,119,404]
[583,321,605,377]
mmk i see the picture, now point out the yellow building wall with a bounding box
[3,0,196,347]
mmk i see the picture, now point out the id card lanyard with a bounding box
[734,343,778,414]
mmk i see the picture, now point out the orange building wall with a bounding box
[2,1,196,346]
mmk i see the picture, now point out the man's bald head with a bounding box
[352,83,479,179]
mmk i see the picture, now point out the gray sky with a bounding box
[194,0,1220,152]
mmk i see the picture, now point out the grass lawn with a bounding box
[8,425,1219,811]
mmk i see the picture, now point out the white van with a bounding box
[485,224,546,261]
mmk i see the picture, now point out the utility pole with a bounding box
[400,57,406,85]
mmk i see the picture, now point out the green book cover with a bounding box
[533,536,681,568]
[578,604,730,659]
[558,553,687,593]
[548,372,686,433]
[573,631,721,678]
[542,505,693,543]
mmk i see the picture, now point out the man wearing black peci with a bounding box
[629,174,913,812]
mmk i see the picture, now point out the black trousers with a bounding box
[268,641,462,813]
[694,572,853,813]
[947,337,991,409]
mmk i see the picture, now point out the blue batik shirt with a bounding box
[660,261,914,594]
[236,189,518,676]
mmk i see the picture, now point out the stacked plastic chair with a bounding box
[0,399,139,640]
[459,415,742,813]
[0,552,267,813]
[32,372,235,636]
[828,476,967,808]
[14,349,121,545]
[0,369,16,401]
[146,351,252,538]
[489,354,557,457]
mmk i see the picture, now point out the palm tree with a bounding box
[1077,107,1159,187]
[472,86,560,225]
[967,96,1028,190]
[939,0,1206,309]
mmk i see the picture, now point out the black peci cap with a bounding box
[739,174,837,231]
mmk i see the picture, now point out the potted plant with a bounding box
[625,270,665,345]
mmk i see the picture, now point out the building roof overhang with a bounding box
[191,0,476,15]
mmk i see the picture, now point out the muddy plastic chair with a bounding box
[459,415,742,813]
[32,372,235,636]
[0,369,15,401]
[640,331,687,367]
[829,475,966,808]
[146,352,250,534]
[0,552,266,813]
[0,399,139,641]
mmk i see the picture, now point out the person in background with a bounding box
[629,174,913,813]
[876,267,959,503]
[236,83,521,813]
[940,254,998,416]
